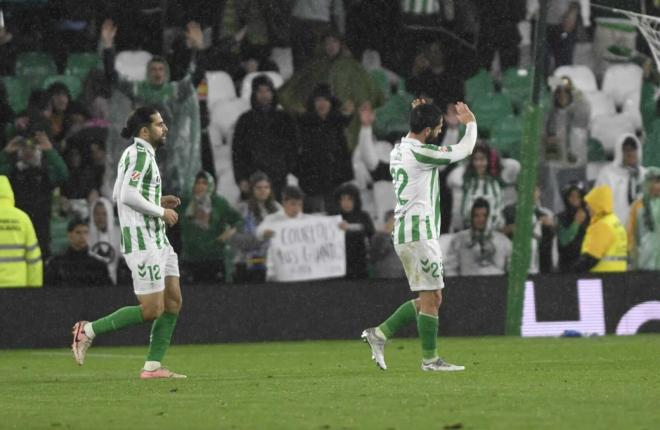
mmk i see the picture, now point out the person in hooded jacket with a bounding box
[0,175,42,287]
[88,197,122,285]
[296,84,355,214]
[335,183,375,279]
[232,75,298,201]
[445,198,512,277]
[595,134,646,227]
[573,185,627,273]
[627,167,660,270]
[556,182,590,273]
[179,171,243,283]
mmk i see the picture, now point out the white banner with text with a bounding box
[269,215,346,282]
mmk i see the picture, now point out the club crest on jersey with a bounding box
[131,171,141,181]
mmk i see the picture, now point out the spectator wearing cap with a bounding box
[0,132,68,258]
[295,84,354,214]
[627,168,660,270]
[556,182,590,272]
[44,218,112,287]
[232,75,298,201]
[596,134,646,226]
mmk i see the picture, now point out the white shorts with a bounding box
[124,245,180,295]
[394,240,445,291]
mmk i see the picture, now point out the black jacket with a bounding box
[232,106,297,194]
[296,111,354,196]
[45,247,112,287]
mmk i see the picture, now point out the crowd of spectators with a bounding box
[0,0,659,288]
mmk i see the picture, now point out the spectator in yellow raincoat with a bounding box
[573,185,627,273]
[0,175,42,287]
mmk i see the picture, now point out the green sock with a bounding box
[378,300,417,339]
[146,312,178,362]
[417,312,439,361]
[91,306,144,336]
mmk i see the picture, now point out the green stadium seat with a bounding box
[471,92,514,138]
[643,120,660,168]
[490,114,523,159]
[1,76,31,113]
[502,68,532,112]
[15,51,57,79]
[374,92,414,139]
[49,216,70,256]
[42,74,83,100]
[465,68,494,104]
[369,69,390,100]
[65,52,100,79]
[588,137,607,162]
[641,81,657,134]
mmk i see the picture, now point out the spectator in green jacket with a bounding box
[278,30,384,150]
[179,171,243,283]
[0,132,68,257]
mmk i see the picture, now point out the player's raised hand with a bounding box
[455,102,476,124]
[161,195,181,209]
[359,101,375,127]
[163,208,179,226]
[100,19,117,49]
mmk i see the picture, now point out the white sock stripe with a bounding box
[418,312,438,319]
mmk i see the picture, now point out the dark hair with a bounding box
[334,182,362,212]
[147,56,168,68]
[47,82,71,97]
[464,143,501,180]
[471,197,490,216]
[67,218,88,232]
[384,210,395,221]
[121,106,159,139]
[622,136,638,151]
[409,102,442,133]
[281,185,305,202]
[247,171,279,223]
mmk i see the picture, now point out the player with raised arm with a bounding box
[71,106,186,379]
[361,99,477,371]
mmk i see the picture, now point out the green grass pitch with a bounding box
[1,335,658,430]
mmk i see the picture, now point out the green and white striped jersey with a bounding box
[113,138,169,254]
[390,122,477,244]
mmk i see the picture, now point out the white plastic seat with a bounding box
[589,113,638,155]
[115,50,153,82]
[240,71,284,101]
[602,63,643,109]
[583,90,616,122]
[553,65,598,93]
[206,71,236,107]
[269,47,293,81]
